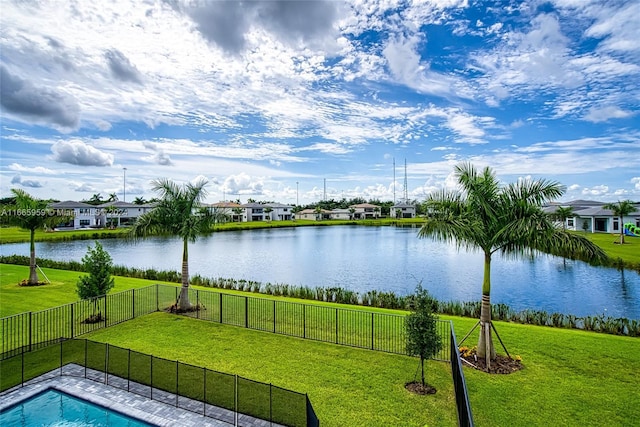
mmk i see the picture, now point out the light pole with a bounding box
[123,167,127,202]
[296,181,299,206]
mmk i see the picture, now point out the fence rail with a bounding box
[450,322,474,427]
[1,283,473,426]
[0,338,317,427]
[1,284,451,361]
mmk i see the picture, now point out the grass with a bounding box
[84,314,457,427]
[577,231,640,264]
[2,265,639,426]
[0,226,127,244]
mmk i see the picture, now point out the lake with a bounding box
[1,225,638,319]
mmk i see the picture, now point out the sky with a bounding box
[1,0,639,206]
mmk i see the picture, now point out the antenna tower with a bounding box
[403,159,408,202]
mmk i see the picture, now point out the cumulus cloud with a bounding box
[51,140,114,166]
[581,185,609,196]
[0,65,79,130]
[142,141,173,166]
[104,49,144,84]
[222,173,265,195]
[11,174,43,188]
[632,177,640,191]
[583,106,634,123]
[184,0,340,54]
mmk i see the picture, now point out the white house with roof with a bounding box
[265,203,294,221]
[210,201,243,222]
[349,203,381,219]
[96,201,155,228]
[48,201,98,229]
[330,208,352,220]
[545,200,640,233]
[390,201,416,219]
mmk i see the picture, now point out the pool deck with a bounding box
[0,364,284,427]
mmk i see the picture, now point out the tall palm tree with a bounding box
[129,178,218,311]
[603,200,637,245]
[133,196,147,205]
[419,163,607,362]
[3,189,65,285]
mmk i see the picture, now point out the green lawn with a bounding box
[578,231,640,264]
[85,313,456,427]
[2,264,639,426]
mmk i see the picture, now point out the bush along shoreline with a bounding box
[2,255,638,337]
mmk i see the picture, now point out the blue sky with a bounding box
[1,0,639,205]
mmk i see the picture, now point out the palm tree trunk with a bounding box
[28,228,39,285]
[178,238,191,311]
[421,356,425,386]
[619,216,625,245]
[477,252,496,362]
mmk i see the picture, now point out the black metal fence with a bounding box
[0,338,317,427]
[450,322,474,427]
[1,284,451,361]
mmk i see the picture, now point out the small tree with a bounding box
[76,242,115,321]
[603,200,637,245]
[405,285,443,390]
[264,207,273,221]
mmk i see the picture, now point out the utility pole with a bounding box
[296,181,299,206]
[122,167,127,202]
[393,158,396,205]
[404,159,408,203]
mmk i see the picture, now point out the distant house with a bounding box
[390,201,416,219]
[295,208,331,220]
[349,203,380,219]
[48,201,98,229]
[210,201,243,222]
[544,200,640,233]
[265,203,293,221]
[96,201,154,228]
[330,208,352,220]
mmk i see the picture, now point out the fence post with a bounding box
[371,312,374,350]
[105,343,109,385]
[127,349,131,392]
[59,340,63,375]
[150,355,154,400]
[156,284,159,312]
[132,289,136,319]
[28,311,32,352]
[269,383,273,424]
[175,362,179,407]
[335,309,338,344]
[104,296,108,329]
[245,296,248,328]
[273,300,276,333]
[219,293,223,324]
[234,374,238,427]
[303,305,306,339]
[197,290,200,319]
[21,352,24,387]
[70,304,75,339]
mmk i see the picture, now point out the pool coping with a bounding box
[0,364,284,427]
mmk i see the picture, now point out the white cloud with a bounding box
[50,140,114,166]
[222,173,266,196]
[582,185,609,196]
[8,163,56,174]
[583,106,634,123]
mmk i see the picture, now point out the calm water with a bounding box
[0,389,152,426]
[2,226,638,319]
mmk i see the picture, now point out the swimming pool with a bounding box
[0,388,155,426]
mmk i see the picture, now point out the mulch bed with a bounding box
[460,351,523,374]
[18,280,48,287]
[405,381,437,395]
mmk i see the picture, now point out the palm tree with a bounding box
[550,206,577,230]
[264,207,273,221]
[3,189,66,285]
[107,193,118,202]
[129,178,218,311]
[87,193,103,205]
[419,163,607,363]
[603,200,637,245]
[314,205,322,221]
[133,197,147,205]
[232,207,243,222]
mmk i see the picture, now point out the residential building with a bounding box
[544,200,640,233]
[349,203,381,219]
[48,201,98,229]
[210,201,243,222]
[390,202,416,219]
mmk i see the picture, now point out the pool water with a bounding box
[0,389,155,426]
